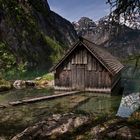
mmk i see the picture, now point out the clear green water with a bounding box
[76,95,121,116]
[0,89,121,139]
[0,88,54,104]
[0,66,139,139]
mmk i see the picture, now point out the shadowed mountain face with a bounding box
[73,17,140,59]
[0,0,78,70]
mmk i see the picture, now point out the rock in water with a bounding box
[11,113,90,140]
[0,79,12,92]
[13,80,26,89]
[25,80,35,87]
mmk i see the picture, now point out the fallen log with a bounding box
[9,91,81,106]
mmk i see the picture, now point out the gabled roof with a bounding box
[50,37,124,75]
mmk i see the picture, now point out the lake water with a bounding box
[116,66,140,118]
[0,89,121,139]
[0,66,140,139]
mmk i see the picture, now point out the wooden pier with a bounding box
[9,91,81,106]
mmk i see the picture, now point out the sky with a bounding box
[48,0,110,22]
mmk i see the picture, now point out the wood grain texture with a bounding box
[52,37,123,94]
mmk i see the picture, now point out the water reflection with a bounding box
[0,88,54,104]
[117,66,140,118]
[117,92,140,118]
[75,67,140,117]
[122,66,140,93]
[76,95,121,116]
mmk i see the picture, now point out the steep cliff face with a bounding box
[0,0,78,70]
[73,17,140,59]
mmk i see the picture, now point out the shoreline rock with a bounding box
[11,113,90,140]
[13,79,54,89]
[0,79,12,92]
[13,80,36,89]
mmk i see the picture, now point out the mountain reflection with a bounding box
[117,92,140,117]
[117,66,140,118]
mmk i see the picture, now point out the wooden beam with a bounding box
[9,91,81,106]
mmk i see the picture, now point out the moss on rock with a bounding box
[35,73,54,88]
[0,78,12,92]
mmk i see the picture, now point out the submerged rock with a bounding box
[107,126,140,140]
[11,113,90,140]
[129,110,140,121]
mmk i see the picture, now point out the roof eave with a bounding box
[49,40,80,72]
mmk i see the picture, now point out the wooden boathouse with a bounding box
[51,37,124,94]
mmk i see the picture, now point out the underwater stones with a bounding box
[107,126,140,140]
[11,113,90,140]
[129,110,140,121]
[116,126,133,140]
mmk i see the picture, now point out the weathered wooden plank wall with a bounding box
[54,45,119,91]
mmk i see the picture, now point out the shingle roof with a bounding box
[50,37,124,75]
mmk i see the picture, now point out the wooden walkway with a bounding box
[8,91,81,106]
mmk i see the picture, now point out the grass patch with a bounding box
[4,69,51,80]
[40,73,54,81]
[35,73,54,86]
[0,78,12,92]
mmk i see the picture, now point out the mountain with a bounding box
[73,17,140,59]
[0,0,78,70]
[120,15,140,30]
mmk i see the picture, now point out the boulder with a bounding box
[107,125,140,140]
[13,80,36,89]
[35,77,42,81]
[13,80,26,89]
[11,113,90,140]
[0,79,12,92]
[25,80,35,87]
[116,126,133,140]
[39,80,48,86]
[48,80,54,86]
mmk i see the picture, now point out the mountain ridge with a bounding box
[0,0,78,71]
[73,16,140,59]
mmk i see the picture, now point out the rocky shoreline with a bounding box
[0,78,12,92]
[12,75,54,90]
[11,111,140,140]
[11,113,91,140]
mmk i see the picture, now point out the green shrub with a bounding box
[43,35,63,63]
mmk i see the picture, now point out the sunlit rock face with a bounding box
[73,16,140,59]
